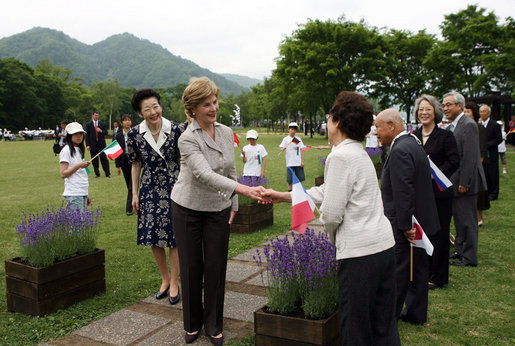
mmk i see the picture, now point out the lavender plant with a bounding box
[365,147,383,164]
[254,228,338,319]
[15,205,102,267]
[317,156,327,177]
[237,174,269,205]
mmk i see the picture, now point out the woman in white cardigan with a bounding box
[264,91,400,345]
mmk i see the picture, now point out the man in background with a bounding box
[479,105,502,201]
[85,110,111,178]
[443,91,486,267]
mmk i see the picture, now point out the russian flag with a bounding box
[412,216,433,256]
[101,140,123,160]
[288,167,315,234]
[428,157,452,191]
[301,146,312,152]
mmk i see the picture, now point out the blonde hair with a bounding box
[182,77,220,118]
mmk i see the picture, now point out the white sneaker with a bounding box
[503,169,507,174]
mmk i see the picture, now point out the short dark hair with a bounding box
[465,101,480,122]
[329,91,373,141]
[131,88,161,113]
[120,114,132,122]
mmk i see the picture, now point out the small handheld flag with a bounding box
[233,132,240,147]
[412,216,433,256]
[428,157,452,191]
[102,140,123,160]
[301,146,312,152]
[291,137,300,144]
[288,167,315,234]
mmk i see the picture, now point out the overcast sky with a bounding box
[0,0,513,80]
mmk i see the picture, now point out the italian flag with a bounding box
[102,140,123,160]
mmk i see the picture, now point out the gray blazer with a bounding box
[171,120,238,212]
[450,114,487,196]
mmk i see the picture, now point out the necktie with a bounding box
[94,121,98,141]
[448,124,455,132]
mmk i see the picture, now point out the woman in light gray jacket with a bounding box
[171,77,263,345]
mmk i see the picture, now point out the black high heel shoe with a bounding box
[168,289,181,305]
[155,287,169,300]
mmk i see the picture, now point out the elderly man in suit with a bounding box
[443,91,486,267]
[376,108,439,325]
[479,105,502,201]
[85,110,111,178]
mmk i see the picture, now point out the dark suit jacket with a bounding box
[413,127,459,199]
[381,134,439,238]
[450,115,487,196]
[114,129,130,169]
[483,119,502,162]
[85,119,108,151]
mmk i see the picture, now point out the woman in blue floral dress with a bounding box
[127,88,182,305]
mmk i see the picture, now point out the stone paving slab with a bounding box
[135,321,235,346]
[142,291,267,323]
[233,247,263,263]
[73,309,169,345]
[245,273,267,287]
[226,261,261,283]
[223,291,267,322]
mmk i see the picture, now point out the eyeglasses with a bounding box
[442,102,458,108]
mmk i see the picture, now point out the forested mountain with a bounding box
[0,27,253,95]
[221,73,262,89]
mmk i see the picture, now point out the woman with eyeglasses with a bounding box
[413,94,459,289]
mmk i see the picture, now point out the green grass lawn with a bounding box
[0,134,513,345]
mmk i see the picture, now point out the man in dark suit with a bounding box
[443,91,486,267]
[376,108,439,325]
[115,114,133,215]
[479,105,502,201]
[85,110,111,178]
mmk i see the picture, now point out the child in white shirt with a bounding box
[242,129,268,177]
[279,122,305,191]
[59,122,91,211]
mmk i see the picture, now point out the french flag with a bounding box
[288,167,315,234]
[428,157,452,191]
[233,132,240,147]
[412,216,433,256]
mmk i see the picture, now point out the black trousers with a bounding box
[429,197,452,287]
[338,247,400,346]
[120,161,132,213]
[172,201,231,337]
[394,232,430,325]
[485,157,499,200]
[90,147,110,177]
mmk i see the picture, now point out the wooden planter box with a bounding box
[315,176,324,186]
[254,306,339,345]
[5,248,106,316]
[230,203,273,233]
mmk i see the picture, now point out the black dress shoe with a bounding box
[450,260,477,267]
[428,282,437,290]
[449,251,461,260]
[155,288,169,300]
[168,290,181,305]
[185,331,199,344]
[209,335,224,345]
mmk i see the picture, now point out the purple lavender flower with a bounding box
[15,204,102,267]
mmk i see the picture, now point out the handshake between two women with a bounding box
[234,184,292,205]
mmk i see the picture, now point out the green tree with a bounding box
[425,5,510,97]
[371,30,435,121]
[275,18,385,125]
[91,79,122,129]
[0,58,40,130]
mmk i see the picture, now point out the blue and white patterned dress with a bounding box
[126,118,182,248]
